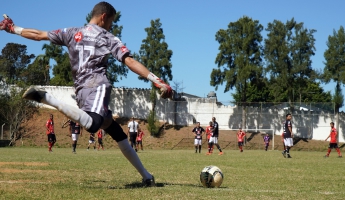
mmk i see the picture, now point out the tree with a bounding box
[0,43,35,84]
[322,26,345,113]
[0,84,39,145]
[85,10,128,85]
[50,52,74,86]
[137,19,173,117]
[231,76,272,103]
[264,18,317,104]
[40,42,74,86]
[211,16,263,128]
[21,56,50,85]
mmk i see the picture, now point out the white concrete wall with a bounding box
[32,86,345,142]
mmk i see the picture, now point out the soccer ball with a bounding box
[200,165,223,188]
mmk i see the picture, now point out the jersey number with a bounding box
[76,45,95,72]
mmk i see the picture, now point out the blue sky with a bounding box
[0,0,344,105]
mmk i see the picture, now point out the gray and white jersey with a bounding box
[47,24,131,92]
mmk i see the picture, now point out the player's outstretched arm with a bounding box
[123,56,173,99]
[21,28,49,41]
[0,14,48,41]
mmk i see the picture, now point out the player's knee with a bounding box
[86,112,104,133]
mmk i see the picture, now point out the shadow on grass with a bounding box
[83,180,228,189]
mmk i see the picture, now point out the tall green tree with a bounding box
[40,42,73,86]
[211,16,263,128]
[137,19,173,114]
[322,26,345,113]
[0,43,35,84]
[264,18,317,104]
[21,56,50,85]
[85,11,128,84]
[50,52,74,86]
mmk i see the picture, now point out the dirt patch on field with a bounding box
[3,108,333,151]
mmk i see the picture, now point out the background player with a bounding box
[127,117,139,152]
[263,133,270,151]
[282,114,293,158]
[136,128,145,151]
[46,114,56,152]
[97,129,105,150]
[324,122,342,158]
[237,128,246,152]
[192,122,205,153]
[62,119,83,154]
[207,117,223,155]
[205,121,213,152]
[0,2,174,186]
[87,132,96,151]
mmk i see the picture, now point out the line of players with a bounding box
[46,114,146,154]
[192,117,246,155]
[45,114,105,153]
[192,114,342,158]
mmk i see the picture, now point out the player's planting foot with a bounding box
[338,155,342,158]
[281,151,286,158]
[22,86,47,103]
[287,154,292,158]
[206,152,211,155]
[240,150,243,152]
[218,152,223,155]
[324,155,329,158]
[142,175,156,187]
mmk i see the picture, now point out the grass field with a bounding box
[0,147,344,200]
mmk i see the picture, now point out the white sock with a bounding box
[42,93,93,130]
[117,140,152,180]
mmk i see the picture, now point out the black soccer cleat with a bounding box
[281,151,286,158]
[22,86,46,103]
[142,175,156,187]
[287,154,292,158]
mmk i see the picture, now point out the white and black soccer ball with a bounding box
[200,165,224,188]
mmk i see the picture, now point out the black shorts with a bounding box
[137,140,142,145]
[329,143,339,148]
[238,142,243,146]
[98,138,103,145]
[47,134,56,143]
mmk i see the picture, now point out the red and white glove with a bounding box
[0,14,23,35]
[147,72,174,99]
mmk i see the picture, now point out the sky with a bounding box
[0,0,344,105]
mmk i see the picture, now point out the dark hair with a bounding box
[330,122,334,125]
[92,1,116,19]
[286,113,291,118]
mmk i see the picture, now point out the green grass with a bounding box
[0,147,344,200]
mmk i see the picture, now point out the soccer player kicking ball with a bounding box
[0,1,174,187]
[324,122,342,158]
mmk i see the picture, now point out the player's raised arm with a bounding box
[0,14,49,41]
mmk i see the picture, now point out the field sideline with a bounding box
[0,147,344,200]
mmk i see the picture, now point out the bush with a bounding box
[146,111,160,137]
